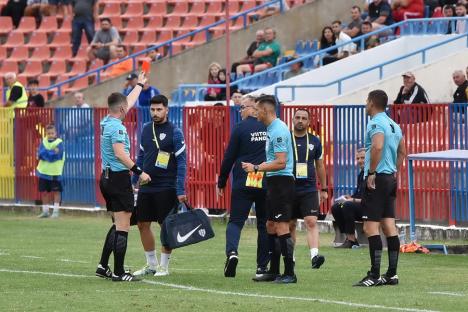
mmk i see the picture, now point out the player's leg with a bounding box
[50,180,62,218]
[96,176,115,279]
[155,245,172,277]
[154,190,177,277]
[300,191,324,268]
[336,201,361,248]
[112,210,134,279]
[275,220,296,283]
[253,189,269,275]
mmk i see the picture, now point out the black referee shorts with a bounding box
[361,173,397,222]
[266,175,295,222]
[136,189,177,224]
[292,190,320,219]
[99,170,134,213]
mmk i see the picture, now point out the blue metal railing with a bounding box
[274,31,468,101]
[176,17,468,105]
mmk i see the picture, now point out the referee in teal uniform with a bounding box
[95,72,151,282]
[354,90,406,287]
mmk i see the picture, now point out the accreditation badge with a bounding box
[155,151,170,169]
[296,163,308,179]
[246,172,264,188]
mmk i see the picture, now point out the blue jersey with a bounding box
[364,112,403,176]
[292,133,322,192]
[266,118,294,177]
[100,115,130,172]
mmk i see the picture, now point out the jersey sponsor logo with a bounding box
[176,224,202,243]
[160,133,166,141]
[250,131,267,142]
[277,137,282,143]
[274,214,282,219]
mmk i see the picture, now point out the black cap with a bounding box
[126,73,138,80]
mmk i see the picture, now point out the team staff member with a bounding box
[242,95,296,284]
[217,95,269,279]
[132,95,187,277]
[95,72,151,282]
[4,72,28,108]
[36,124,65,219]
[354,90,406,287]
[289,109,327,269]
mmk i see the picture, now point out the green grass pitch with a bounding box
[0,210,467,312]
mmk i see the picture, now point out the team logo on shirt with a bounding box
[309,144,314,151]
[119,130,124,134]
[277,137,282,143]
[160,133,166,141]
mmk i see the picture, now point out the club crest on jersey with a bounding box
[159,133,166,141]
[309,144,314,151]
[198,229,206,237]
[277,137,282,143]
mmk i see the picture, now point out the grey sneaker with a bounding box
[38,212,49,218]
[134,264,157,277]
[154,265,169,277]
[51,212,59,218]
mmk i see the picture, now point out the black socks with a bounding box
[99,224,116,268]
[278,233,295,277]
[113,230,128,276]
[368,235,383,277]
[268,234,280,275]
[386,235,400,276]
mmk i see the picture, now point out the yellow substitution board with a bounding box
[0,108,15,199]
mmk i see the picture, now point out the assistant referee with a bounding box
[95,72,151,282]
[354,90,406,287]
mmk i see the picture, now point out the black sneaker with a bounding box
[95,264,112,279]
[353,271,382,287]
[112,272,141,282]
[335,239,359,249]
[224,251,238,278]
[274,274,297,284]
[311,255,325,269]
[379,274,399,286]
[252,272,278,282]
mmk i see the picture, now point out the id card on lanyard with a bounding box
[293,132,309,179]
[153,123,170,169]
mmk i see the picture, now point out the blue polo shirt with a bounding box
[364,112,402,176]
[100,115,130,172]
[266,118,294,177]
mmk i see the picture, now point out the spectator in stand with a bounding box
[332,21,357,57]
[49,0,71,16]
[452,70,468,103]
[122,73,160,107]
[392,0,424,22]
[455,3,467,34]
[231,90,243,106]
[360,21,380,50]
[236,28,281,75]
[367,0,395,28]
[442,4,456,34]
[394,72,429,104]
[24,0,50,24]
[145,46,163,63]
[283,56,305,79]
[258,0,289,19]
[231,30,265,73]
[106,45,133,78]
[27,79,45,108]
[72,92,90,108]
[204,62,222,101]
[343,6,363,38]
[123,73,138,97]
[4,72,28,108]
[87,18,121,64]
[71,0,97,58]
[218,69,238,101]
[1,0,27,28]
[318,26,338,65]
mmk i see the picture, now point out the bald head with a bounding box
[5,72,16,87]
[256,30,265,42]
[453,70,467,86]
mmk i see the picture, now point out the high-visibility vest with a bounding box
[6,81,28,108]
[37,138,65,176]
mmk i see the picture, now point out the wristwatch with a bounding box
[254,165,259,173]
[321,188,327,192]
[368,171,376,176]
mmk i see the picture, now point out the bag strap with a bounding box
[167,202,193,216]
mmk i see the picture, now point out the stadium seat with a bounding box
[57,16,72,33]
[241,0,256,12]
[0,46,6,60]
[226,1,240,13]
[36,16,58,34]
[14,16,36,34]
[0,16,13,35]
[187,1,205,16]
[168,2,188,15]
[48,33,71,48]
[177,16,199,31]
[123,30,139,47]
[142,16,164,31]
[38,76,51,88]
[65,60,87,78]
[122,3,144,19]
[183,31,206,48]
[145,2,166,17]
[100,3,121,18]
[44,60,67,78]
[25,32,48,47]
[3,32,24,49]
[0,60,19,75]
[19,60,43,79]
[109,16,123,29]
[7,46,29,62]
[139,31,157,45]
[53,47,73,61]
[199,16,216,28]
[71,46,88,61]
[123,16,144,31]
[155,30,173,44]
[29,46,51,61]
[164,16,182,29]
[206,2,222,16]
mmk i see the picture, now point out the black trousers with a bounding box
[331,201,363,235]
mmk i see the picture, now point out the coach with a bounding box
[217,95,269,279]
[96,72,151,282]
[354,90,406,287]
[242,95,296,284]
[132,95,187,278]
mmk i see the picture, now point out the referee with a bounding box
[242,95,296,284]
[354,90,406,287]
[95,72,151,282]
[217,95,269,279]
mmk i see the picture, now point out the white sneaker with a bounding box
[134,264,156,277]
[38,212,49,218]
[51,212,59,218]
[154,265,169,277]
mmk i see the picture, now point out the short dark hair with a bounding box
[351,5,361,12]
[362,21,372,28]
[46,124,56,130]
[28,79,39,85]
[117,45,126,52]
[232,90,243,96]
[213,102,224,107]
[101,17,111,24]
[150,94,168,107]
[368,90,388,110]
[456,3,466,8]
[332,20,342,25]
[107,92,127,108]
[256,94,277,108]
[294,108,310,118]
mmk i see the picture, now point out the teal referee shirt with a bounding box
[266,118,294,177]
[100,115,130,171]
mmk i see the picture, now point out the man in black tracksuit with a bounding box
[393,72,429,104]
[217,95,269,278]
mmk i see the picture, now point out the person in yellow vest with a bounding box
[37,124,65,218]
[4,72,28,108]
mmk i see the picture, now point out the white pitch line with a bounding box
[57,259,88,264]
[20,255,44,259]
[0,253,10,256]
[0,268,441,312]
[428,292,465,297]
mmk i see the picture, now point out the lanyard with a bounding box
[152,122,160,149]
[292,132,309,162]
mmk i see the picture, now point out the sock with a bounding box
[160,252,171,269]
[145,250,158,269]
[386,235,400,277]
[42,205,49,214]
[267,234,280,275]
[113,230,128,276]
[279,233,295,276]
[99,224,116,268]
[368,235,383,277]
[310,248,319,259]
[52,202,59,214]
